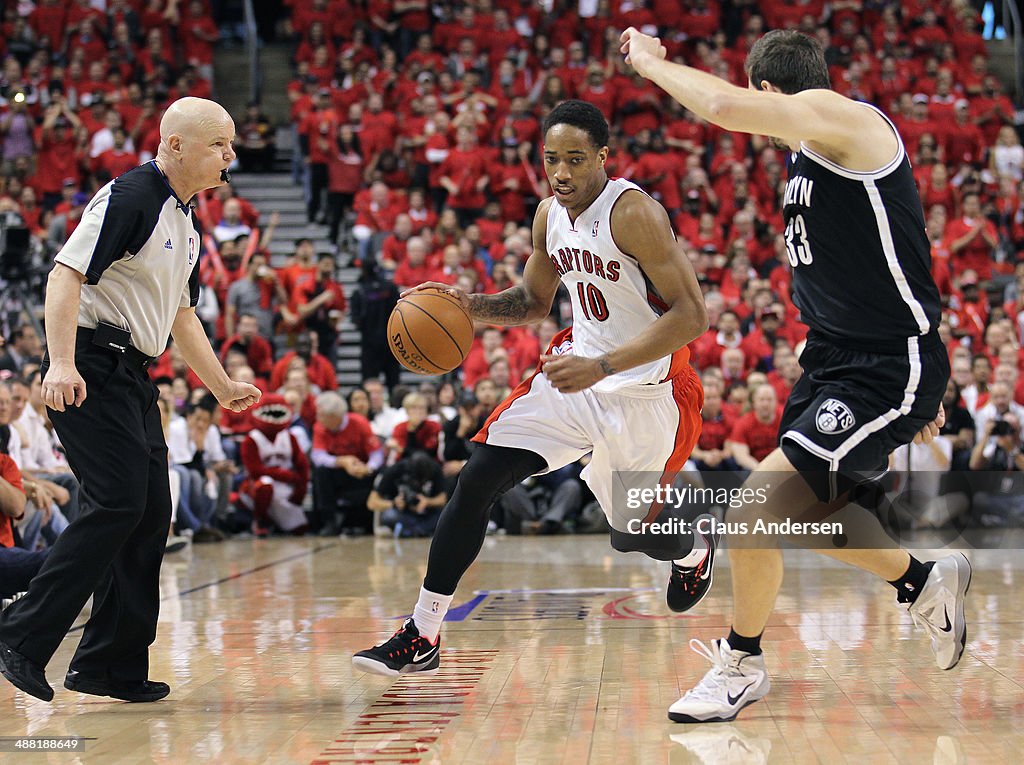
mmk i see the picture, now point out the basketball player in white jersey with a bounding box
[353,100,713,681]
[619,27,969,724]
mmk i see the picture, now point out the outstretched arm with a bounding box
[619,27,898,171]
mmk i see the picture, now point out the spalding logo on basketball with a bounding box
[815,398,856,434]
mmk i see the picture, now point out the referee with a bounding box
[0,98,260,702]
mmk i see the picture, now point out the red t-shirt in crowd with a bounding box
[312,414,380,463]
[390,419,442,459]
[729,410,783,464]
[0,454,24,548]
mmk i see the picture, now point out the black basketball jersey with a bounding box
[782,106,941,351]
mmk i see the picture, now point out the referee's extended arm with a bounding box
[171,307,261,412]
[42,263,89,413]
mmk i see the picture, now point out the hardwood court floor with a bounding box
[0,534,1021,764]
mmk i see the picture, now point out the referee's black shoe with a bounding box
[64,671,170,702]
[0,640,54,701]
[666,517,718,613]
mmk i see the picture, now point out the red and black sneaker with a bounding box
[666,522,718,613]
[352,619,441,677]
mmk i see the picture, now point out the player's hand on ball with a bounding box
[217,381,262,412]
[619,26,666,73]
[401,282,471,312]
[540,353,607,393]
[43,360,87,412]
[913,403,945,445]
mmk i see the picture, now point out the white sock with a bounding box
[674,530,708,567]
[412,587,453,643]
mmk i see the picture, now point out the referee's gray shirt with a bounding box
[56,161,202,358]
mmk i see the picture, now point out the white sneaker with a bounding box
[670,725,771,764]
[908,553,971,670]
[668,639,770,723]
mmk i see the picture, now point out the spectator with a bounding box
[947,192,999,282]
[225,251,287,339]
[963,352,993,413]
[462,327,511,388]
[270,332,337,392]
[0,380,68,551]
[940,378,976,471]
[301,89,337,224]
[235,101,276,173]
[967,412,1024,527]
[167,395,233,543]
[213,197,253,243]
[350,259,401,391]
[393,236,435,290]
[325,123,363,243]
[438,125,489,228]
[990,125,1024,183]
[0,427,47,599]
[488,357,514,401]
[720,346,748,390]
[380,214,414,271]
[30,98,83,209]
[292,252,347,365]
[974,381,1024,437]
[363,377,405,441]
[9,374,80,522]
[219,313,274,379]
[0,324,42,375]
[279,237,318,301]
[726,384,782,471]
[367,452,448,537]
[387,393,442,464]
[691,386,737,472]
[311,391,382,535]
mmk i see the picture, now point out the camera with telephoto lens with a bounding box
[397,484,420,510]
[992,420,1013,437]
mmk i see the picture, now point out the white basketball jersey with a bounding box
[545,178,683,392]
[248,429,295,469]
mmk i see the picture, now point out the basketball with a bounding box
[387,288,473,375]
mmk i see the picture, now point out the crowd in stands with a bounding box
[2,1,1024,566]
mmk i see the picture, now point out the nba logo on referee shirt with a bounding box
[816,399,855,434]
[188,237,196,265]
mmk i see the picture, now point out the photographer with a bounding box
[367,452,447,537]
[441,390,484,493]
[974,381,1024,439]
[968,413,1024,527]
[968,414,1024,472]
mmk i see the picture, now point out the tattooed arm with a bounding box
[404,197,561,327]
[467,197,560,325]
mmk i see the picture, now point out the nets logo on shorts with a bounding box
[815,398,856,435]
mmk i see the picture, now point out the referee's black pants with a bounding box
[0,345,171,681]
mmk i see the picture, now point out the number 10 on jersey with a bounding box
[784,214,814,267]
[576,282,609,322]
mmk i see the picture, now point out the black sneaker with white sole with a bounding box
[667,519,717,613]
[352,619,441,677]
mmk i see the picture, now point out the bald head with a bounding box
[156,97,236,200]
[160,97,231,143]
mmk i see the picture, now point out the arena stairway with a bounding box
[228,127,434,392]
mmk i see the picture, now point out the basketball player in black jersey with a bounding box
[621,27,970,723]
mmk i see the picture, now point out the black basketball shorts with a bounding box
[779,333,949,503]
